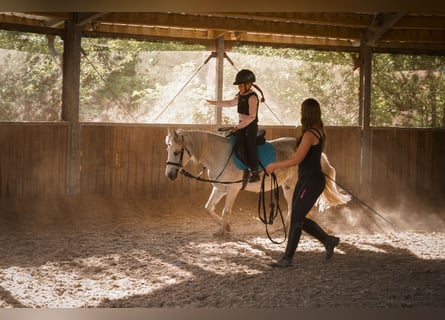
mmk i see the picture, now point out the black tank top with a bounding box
[298,128,324,177]
[237,91,258,122]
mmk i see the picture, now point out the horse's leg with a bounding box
[204,186,226,228]
[220,185,241,235]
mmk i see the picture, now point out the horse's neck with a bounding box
[185,131,229,165]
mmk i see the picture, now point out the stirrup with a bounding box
[248,170,260,183]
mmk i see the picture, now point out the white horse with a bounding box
[165,128,350,236]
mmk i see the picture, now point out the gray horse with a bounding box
[165,128,349,236]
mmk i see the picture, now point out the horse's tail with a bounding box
[316,153,351,211]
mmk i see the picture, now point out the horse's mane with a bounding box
[176,129,228,163]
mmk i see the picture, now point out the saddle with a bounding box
[229,129,276,171]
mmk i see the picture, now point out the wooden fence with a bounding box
[0,123,443,211]
[0,123,68,197]
[369,128,445,210]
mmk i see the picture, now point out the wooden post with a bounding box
[61,13,82,195]
[215,36,224,125]
[358,40,373,200]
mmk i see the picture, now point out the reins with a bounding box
[167,129,287,243]
[167,144,248,185]
[177,161,287,243]
[180,167,247,184]
[257,172,287,244]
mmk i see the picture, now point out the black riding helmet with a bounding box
[233,69,265,103]
[233,69,256,85]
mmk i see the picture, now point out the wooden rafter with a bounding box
[364,13,404,46]
[75,12,108,27]
[98,12,363,40]
[0,12,444,54]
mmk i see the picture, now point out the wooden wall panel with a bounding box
[0,123,68,198]
[80,124,214,200]
[0,123,443,212]
[369,128,445,209]
[78,125,361,200]
[323,127,362,195]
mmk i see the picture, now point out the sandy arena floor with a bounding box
[0,192,444,308]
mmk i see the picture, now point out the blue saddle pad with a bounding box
[229,135,276,171]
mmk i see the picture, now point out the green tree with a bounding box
[372,54,445,128]
[79,37,205,122]
[0,31,63,121]
[231,46,360,126]
[1,29,443,128]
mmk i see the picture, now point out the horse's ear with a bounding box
[167,128,178,139]
[168,128,182,142]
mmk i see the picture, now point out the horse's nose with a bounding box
[166,169,178,180]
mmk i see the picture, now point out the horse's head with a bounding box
[165,128,189,180]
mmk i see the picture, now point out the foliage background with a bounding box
[0,30,444,128]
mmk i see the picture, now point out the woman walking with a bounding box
[266,98,340,268]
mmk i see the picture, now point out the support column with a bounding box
[215,36,224,125]
[61,13,82,195]
[358,41,373,200]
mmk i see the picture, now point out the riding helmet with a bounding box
[233,69,256,85]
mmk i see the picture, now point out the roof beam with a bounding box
[0,21,63,36]
[1,12,444,55]
[84,23,359,50]
[381,28,445,43]
[394,14,445,30]
[75,12,108,27]
[98,12,362,40]
[364,12,404,46]
[197,12,374,28]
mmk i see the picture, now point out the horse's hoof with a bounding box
[213,230,221,235]
[213,230,225,237]
[213,228,232,238]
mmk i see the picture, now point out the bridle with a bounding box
[165,146,186,169]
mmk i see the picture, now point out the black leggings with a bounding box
[284,172,328,259]
[291,172,325,224]
[236,122,258,170]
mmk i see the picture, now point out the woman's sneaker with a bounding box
[270,256,292,268]
[325,236,340,260]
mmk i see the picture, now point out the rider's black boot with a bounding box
[249,169,260,183]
